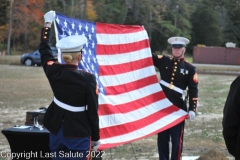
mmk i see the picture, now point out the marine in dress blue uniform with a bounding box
[152,37,198,160]
[223,76,240,160]
[39,11,100,160]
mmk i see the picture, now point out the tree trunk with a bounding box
[71,0,74,17]
[7,0,14,55]
[122,0,130,24]
[82,0,87,20]
[24,0,28,52]
[149,9,152,41]
[61,0,66,14]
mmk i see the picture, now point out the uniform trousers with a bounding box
[157,121,184,160]
[49,124,90,160]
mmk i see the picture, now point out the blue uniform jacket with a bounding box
[39,27,100,141]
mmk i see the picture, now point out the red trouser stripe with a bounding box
[177,126,184,160]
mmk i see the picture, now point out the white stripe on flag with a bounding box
[99,66,156,87]
[100,109,187,144]
[97,48,152,66]
[99,98,172,128]
[98,83,162,105]
[97,30,148,45]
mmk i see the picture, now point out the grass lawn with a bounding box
[0,62,235,160]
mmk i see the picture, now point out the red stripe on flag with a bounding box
[98,115,188,150]
[96,23,144,34]
[98,91,165,115]
[105,75,158,95]
[96,39,150,55]
[100,105,181,138]
[99,57,153,76]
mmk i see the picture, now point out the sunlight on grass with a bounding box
[185,53,193,62]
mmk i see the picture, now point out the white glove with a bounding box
[92,141,101,151]
[44,10,55,23]
[188,111,195,120]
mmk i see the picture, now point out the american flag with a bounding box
[54,12,188,150]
